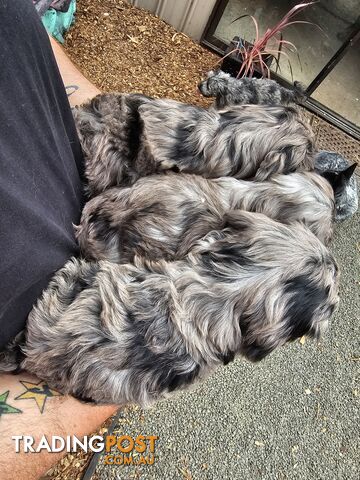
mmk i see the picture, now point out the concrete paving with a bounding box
[95,176,359,480]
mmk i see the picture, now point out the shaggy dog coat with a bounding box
[0,212,339,406]
[73,93,315,196]
[75,171,335,264]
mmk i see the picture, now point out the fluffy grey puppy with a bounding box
[315,151,358,222]
[73,93,315,196]
[198,70,305,108]
[75,171,335,265]
[0,212,339,406]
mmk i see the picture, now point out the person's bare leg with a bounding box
[49,36,100,107]
[0,373,117,480]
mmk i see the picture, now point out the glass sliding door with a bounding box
[202,0,360,138]
[311,46,360,128]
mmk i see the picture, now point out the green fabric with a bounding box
[41,0,76,44]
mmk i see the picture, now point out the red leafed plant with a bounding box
[221,1,317,79]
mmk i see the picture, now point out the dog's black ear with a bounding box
[241,341,275,362]
[239,307,288,363]
[321,171,341,190]
[322,163,356,197]
[343,163,357,179]
[283,274,331,341]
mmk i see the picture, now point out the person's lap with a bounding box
[0,0,84,348]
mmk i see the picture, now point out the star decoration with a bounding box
[0,391,22,417]
[15,381,61,413]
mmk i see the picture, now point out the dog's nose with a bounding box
[198,82,208,96]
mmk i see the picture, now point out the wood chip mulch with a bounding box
[64,0,217,106]
[40,420,113,480]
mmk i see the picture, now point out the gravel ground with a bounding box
[93,179,359,480]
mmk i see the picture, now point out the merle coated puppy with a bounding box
[75,171,335,265]
[198,70,305,108]
[73,93,315,196]
[0,211,339,406]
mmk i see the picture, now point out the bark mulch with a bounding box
[64,0,217,107]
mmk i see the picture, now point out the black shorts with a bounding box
[0,0,84,349]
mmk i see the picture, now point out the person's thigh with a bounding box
[0,0,84,348]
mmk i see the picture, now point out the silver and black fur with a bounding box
[75,171,335,265]
[198,70,305,108]
[73,93,315,196]
[0,212,339,406]
[315,151,358,222]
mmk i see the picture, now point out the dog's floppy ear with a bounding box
[240,316,289,363]
[213,79,229,97]
[238,279,292,363]
[241,336,284,362]
[240,270,332,363]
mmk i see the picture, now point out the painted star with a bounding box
[15,381,61,413]
[0,391,22,417]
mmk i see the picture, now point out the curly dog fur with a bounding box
[75,171,335,265]
[0,212,339,406]
[73,93,315,196]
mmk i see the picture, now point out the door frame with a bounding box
[201,0,360,140]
